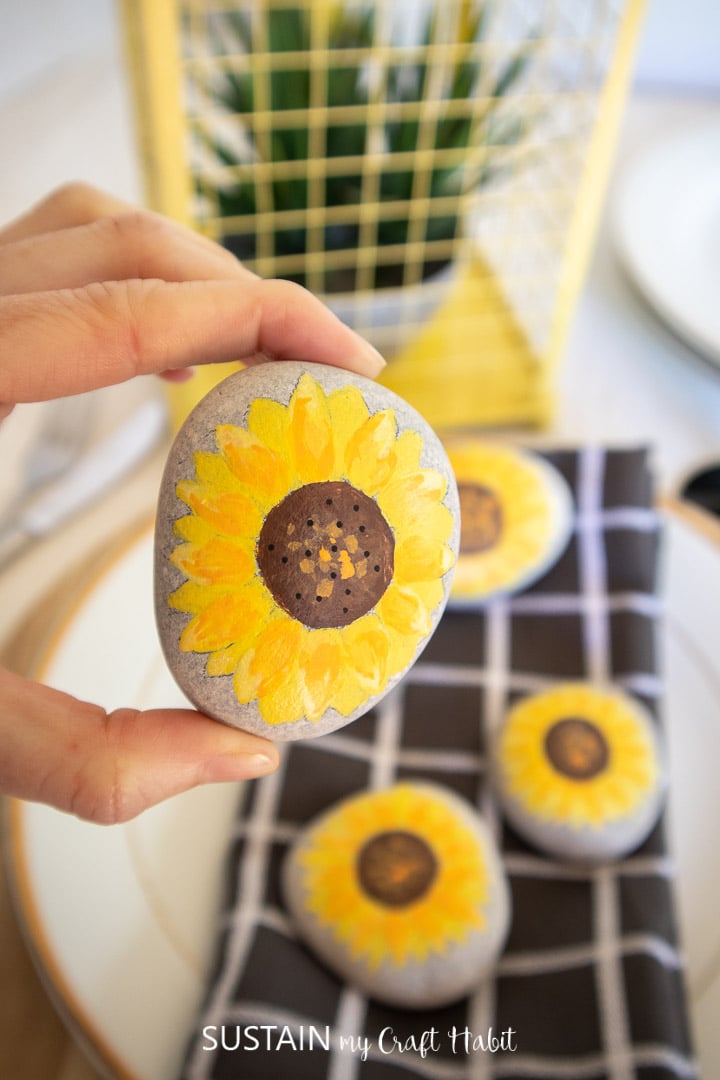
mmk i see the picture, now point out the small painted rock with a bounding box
[155,362,459,740]
[491,683,667,863]
[446,441,573,605]
[283,783,511,1009]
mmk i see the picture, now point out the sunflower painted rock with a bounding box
[446,441,573,605]
[155,362,459,740]
[492,684,667,863]
[283,783,511,1008]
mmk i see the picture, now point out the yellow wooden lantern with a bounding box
[120,0,645,431]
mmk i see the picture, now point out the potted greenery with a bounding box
[193,2,531,352]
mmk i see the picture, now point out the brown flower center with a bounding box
[357,830,438,908]
[257,480,394,629]
[458,483,503,553]
[544,717,610,781]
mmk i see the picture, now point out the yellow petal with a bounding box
[215,424,290,506]
[170,538,255,587]
[386,626,422,678]
[258,670,305,726]
[247,397,289,458]
[247,616,304,697]
[299,631,345,722]
[395,535,455,584]
[173,514,216,546]
[179,583,271,653]
[288,373,335,482]
[207,641,246,676]
[175,482,263,539]
[192,449,244,492]
[377,583,432,636]
[412,577,445,616]
[342,617,391,695]
[232,651,257,703]
[331,675,370,717]
[447,443,494,479]
[345,410,398,495]
[378,470,452,538]
[327,385,370,475]
[168,579,223,615]
[393,429,423,477]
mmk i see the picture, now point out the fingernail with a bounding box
[159,367,196,383]
[245,752,277,777]
[356,338,386,377]
[207,752,277,782]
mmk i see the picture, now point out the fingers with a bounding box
[0,183,238,272]
[0,181,387,403]
[0,211,257,297]
[0,181,131,244]
[0,277,385,403]
[0,666,279,824]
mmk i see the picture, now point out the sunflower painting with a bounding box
[493,684,666,863]
[283,783,510,1008]
[155,363,458,739]
[446,441,573,604]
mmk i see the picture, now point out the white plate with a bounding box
[8,509,720,1079]
[613,119,720,366]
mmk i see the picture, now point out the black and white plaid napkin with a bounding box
[179,447,698,1080]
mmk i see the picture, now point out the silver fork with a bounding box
[1,394,96,526]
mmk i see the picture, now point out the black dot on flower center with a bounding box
[256,480,394,629]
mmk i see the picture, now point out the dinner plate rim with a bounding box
[613,117,720,367]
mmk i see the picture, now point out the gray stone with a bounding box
[445,441,574,606]
[491,683,667,864]
[155,361,459,740]
[282,782,511,1009]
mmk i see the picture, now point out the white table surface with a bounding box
[558,95,720,491]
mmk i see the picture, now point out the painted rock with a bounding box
[155,362,459,740]
[283,782,511,1009]
[492,683,667,863]
[446,440,573,605]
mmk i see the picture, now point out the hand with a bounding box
[0,182,385,823]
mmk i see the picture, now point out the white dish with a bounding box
[613,119,720,366]
[7,508,720,1079]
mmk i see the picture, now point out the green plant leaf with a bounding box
[194,2,536,289]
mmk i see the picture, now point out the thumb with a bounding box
[0,666,279,824]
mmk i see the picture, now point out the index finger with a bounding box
[0,182,148,244]
[0,276,385,403]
